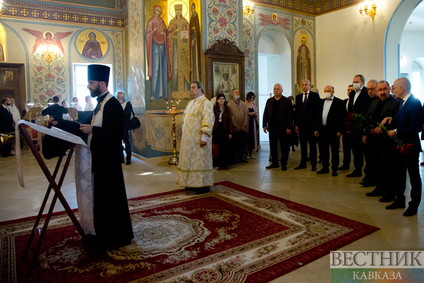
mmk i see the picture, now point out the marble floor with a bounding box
[1,145,423,282]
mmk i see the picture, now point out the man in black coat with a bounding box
[41,95,68,119]
[0,97,14,157]
[294,79,320,171]
[340,85,354,170]
[117,91,133,165]
[383,78,423,217]
[263,83,293,171]
[314,85,345,176]
[346,74,369,177]
[363,80,399,202]
[79,64,134,249]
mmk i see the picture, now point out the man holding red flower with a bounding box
[382,78,423,217]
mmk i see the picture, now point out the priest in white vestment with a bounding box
[177,81,215,194]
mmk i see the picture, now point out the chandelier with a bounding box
[359,1,377,21]
[243,0,254,17]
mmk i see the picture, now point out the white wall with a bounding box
[315,0,402,99]
[400,31,424,74]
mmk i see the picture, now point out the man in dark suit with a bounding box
[339,85,354,170]
[314,85,345,176]
[346,74,369,177]
[294,79,320,171]
[263,83,293,171]
[363,80,399,201]
[41,95,68,119]
[0,97,14,157]
[383,78,423,216]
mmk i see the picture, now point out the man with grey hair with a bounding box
[294,79,320,171]
[228,88,248,163]
[177,81,215,194]
[383,77,423,216]
[263,83,293,170]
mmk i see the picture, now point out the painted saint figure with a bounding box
[82,32,103,59]
[22,28,72,55]
[216,68,235,100]
[296,35,311,87]
[189,3,201,81]
[145,5,171,101]
[167,4,190,99]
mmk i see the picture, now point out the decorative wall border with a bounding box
[2,0,128,28]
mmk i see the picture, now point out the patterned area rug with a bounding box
[1,181,379,283]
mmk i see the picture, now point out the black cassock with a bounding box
[89,95,134,249]
[43,95,134,249]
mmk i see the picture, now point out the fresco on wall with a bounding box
[294,29,314,92]
[189,1,201,82]
[242,19,255,94]
[258,13,290,30]
[111,31,124,91]
[168,3,190,99]
[146,4,171,101]
[207,0,238,48]
[77,31,107,60]
[0,24,5,62]
[22,28,72,104]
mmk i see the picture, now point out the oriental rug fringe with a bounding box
[0,181,379,283]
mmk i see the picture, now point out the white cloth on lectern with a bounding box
[15,120,95,235]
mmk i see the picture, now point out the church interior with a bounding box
[1,0,424,282]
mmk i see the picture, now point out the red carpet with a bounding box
[1,181,379,282]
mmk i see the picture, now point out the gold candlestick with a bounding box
[167,106,180,165]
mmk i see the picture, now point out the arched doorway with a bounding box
[257,29,291,143]
[385,0,422,83]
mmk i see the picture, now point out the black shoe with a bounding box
[196,187,210,195]
[311,165,317,172]
[332,171,338,176]
[185,187,197,191]
[294,164,307,170]
[386,200,406,210]
[338,165,350,170]
[366,188,384,197]
[316,168,329,174]
[403,207,418,216]
[239,159,248,163]
[379,196,395,202]
[125,160,131,165]
[281,165,287,171]
[266,164,279,169]
[346,171,362,177]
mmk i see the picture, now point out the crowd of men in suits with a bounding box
[262,75,423,217]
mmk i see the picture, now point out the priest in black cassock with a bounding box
[79,64,134,250]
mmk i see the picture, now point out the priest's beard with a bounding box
[90,84,101,98]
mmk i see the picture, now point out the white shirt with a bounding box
[401,93,411,107]
[84,102,94,111]
[322,97,334,126]
[353,86,364,105]
[303,90,310,103]
[73,104,82,111]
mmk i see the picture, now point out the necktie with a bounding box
[399,99,404,110]
[303,93,308,106]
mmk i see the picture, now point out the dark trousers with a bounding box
[362,143,374,183]
[371,136,396,197]
[0,143,12,157]
[299,127,317,166]
[213,123,230,167]
[120,129,131,163]
[351,133,364,172]
[342,132,352,166]
[318,127,339,171]
[269,129,289,167]
[394,150,422,209]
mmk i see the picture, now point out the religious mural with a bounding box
[258,13,290,30]
[22,28,72,104]
[167,3,190,99]
[76,30,108,60]
[0,24,5,62]
[207,0,238,48]
[295,30,314,92]
[242,19,255,94]
[145,4,171,101]
[189,2,201,82]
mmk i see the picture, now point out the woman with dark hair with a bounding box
[245,92,259,159]
[213,93,233,170]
